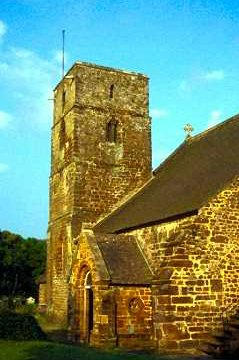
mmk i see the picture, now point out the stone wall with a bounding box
[70,229,112,346]
[132,177,239,354]
[199,177,239,312]
[115,286,154,350]
[69,229,154,349]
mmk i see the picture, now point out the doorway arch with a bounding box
[84,270,94,342]
[73,265,95,343]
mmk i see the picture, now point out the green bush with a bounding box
[16,303,37,315]
[0,296,9,312]
[0,295,25,313]
[0,311,46,340]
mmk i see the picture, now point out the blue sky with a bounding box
[1,0,239,238]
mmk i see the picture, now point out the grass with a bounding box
[0,340,180,360]
[0,314,198,360]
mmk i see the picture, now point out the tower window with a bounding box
[109,84,114,99]
[62,90,66,108]
[106,119,118,143]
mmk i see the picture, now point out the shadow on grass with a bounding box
[43,329,69,343]
[21,341,163,360]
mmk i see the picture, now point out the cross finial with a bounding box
[184,123,194,140]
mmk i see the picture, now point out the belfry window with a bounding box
[106,119,118,143]
[109,84,114,99]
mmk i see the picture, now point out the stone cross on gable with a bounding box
[184,123,194,140]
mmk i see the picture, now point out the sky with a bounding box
[1,0,239,239]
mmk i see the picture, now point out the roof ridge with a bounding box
[153,141,187,175]
[191,113,239,141]
[153,113,239,176]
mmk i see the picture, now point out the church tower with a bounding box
[46,62,151,321]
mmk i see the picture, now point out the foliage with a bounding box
[0,311,46,341]
[0,230,46,298]
[0,340,166,360]
[16,303,38,315]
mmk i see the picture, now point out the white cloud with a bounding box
[54,50,68,65]
[12,48,34,59]
[0,20,7,39]
[208,110,222,128]
[178,80,191,92]
[0,110,12,129]
[179,69,225,93]
[150,108,168,119]
[0,46,62,130]
[0,163,9,173]
[203,70,225,81]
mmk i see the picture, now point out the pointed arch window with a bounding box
[106,119,118,143]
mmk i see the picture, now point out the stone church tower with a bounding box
[46,62,152,321]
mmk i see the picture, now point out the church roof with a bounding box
[94,114,239,234]
[98,235,152,285]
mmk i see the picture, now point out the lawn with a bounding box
[0,340,185,360]
[0,314,198,360]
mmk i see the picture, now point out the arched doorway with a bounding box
[84,270,94,342]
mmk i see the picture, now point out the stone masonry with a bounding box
[68,229,154,349]
[46,62,151,323]
[131,177,239,354]
[43,61,239,355]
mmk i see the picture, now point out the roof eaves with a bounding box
[114,209,198,234]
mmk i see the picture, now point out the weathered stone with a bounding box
[41,61,239,356]
[158,285,178,295]
[172,297,193,304]
[211,235,228,243]
[162,324,190,340]
[211,279,223,292]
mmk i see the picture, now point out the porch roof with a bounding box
[98,234,152,285]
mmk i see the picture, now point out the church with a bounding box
[39,61,239,354]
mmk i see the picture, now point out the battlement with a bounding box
[55,61,148,91]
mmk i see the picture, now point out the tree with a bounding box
[0,230,46,298]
